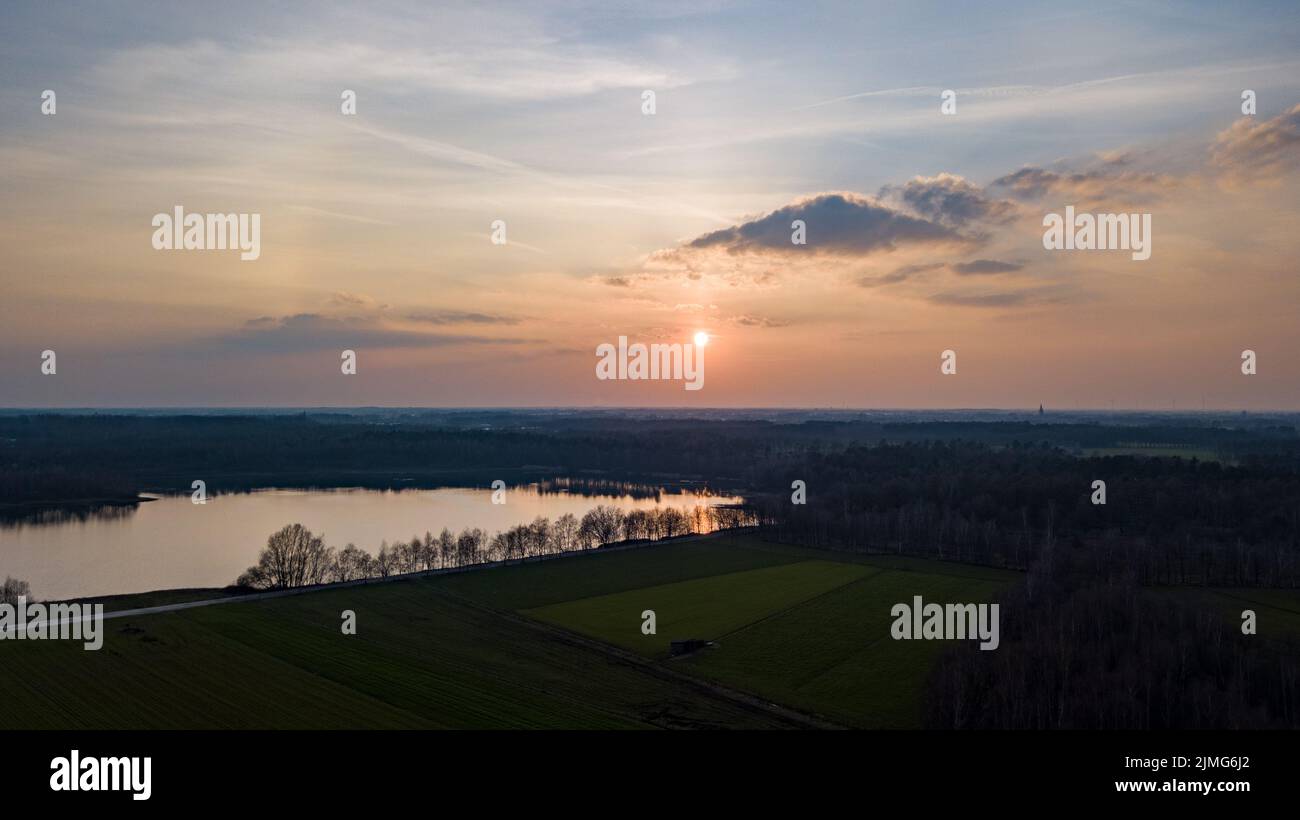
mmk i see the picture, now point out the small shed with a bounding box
[669,638,712,656]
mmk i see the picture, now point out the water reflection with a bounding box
[533,477,728,500]
[0,481,746,600]
[0,502,141,530]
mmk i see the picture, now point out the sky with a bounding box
[2,0,1299,409]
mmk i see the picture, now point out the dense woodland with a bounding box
[923,540,1300,729]
[4,410,1300,502]
[754,440,1300,587]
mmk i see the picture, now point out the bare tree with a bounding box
[646,508,667,540]
[236,524,334,590]
[421,532,436,570]
[579,505,624,549]
[457,528,486,566]
[660,507,688,538]
[0,576,31,605]
[374,541,396,578]
[551,513,578,554]
[331,543,372,582]
[527,516,551,557]
[623,509,650,542]
[437,528,455,569]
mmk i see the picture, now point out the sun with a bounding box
[693,331,710,348]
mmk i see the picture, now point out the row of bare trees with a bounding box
[235,503,757,590]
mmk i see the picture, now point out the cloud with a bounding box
[92,34,688,103]
[793,84,1045,112]
[729,314,791,328]
[686,192,974,256]
[857,262,944,288]
[991,163,1180,206]
[328,291,387,310]
[927,291,1030,308]
[215,314,528,353]
[950,259,1024,275]
[1211,104,1300,181]
[858,259,1022,288]
[878,173,1016,228]
[927,285,1079,309]
[318,296,522,328]
[406,310,521,326]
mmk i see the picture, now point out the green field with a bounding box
[525,560,874,656]
[0,534,1025,729]
[525,543,1018,727]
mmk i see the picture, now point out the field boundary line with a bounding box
[744,537,1027,583]
[1206,589,1300,618]
[710,567,887,644]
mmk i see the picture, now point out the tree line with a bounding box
[9,412,1300,505]
[235,503,758,590]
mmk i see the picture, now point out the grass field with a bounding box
[5,532,1291,729]
[524,539,1019,727]
[525,560,874,656]
[0,533,1016,729]
[0,540,819,729]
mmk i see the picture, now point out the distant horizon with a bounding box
[3,404,1298,415]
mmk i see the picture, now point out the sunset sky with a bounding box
[2,0,1299,408]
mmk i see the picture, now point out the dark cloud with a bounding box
[687,192,973,256]
[989,167,1059,199]
[991,165,1178,205]
[878,173,1016,228]
[950,259,1023,275]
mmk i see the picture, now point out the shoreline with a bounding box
[43,529,753,617]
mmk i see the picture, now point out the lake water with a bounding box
[0,485,743,601]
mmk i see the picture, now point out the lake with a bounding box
[0,484,744,600]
